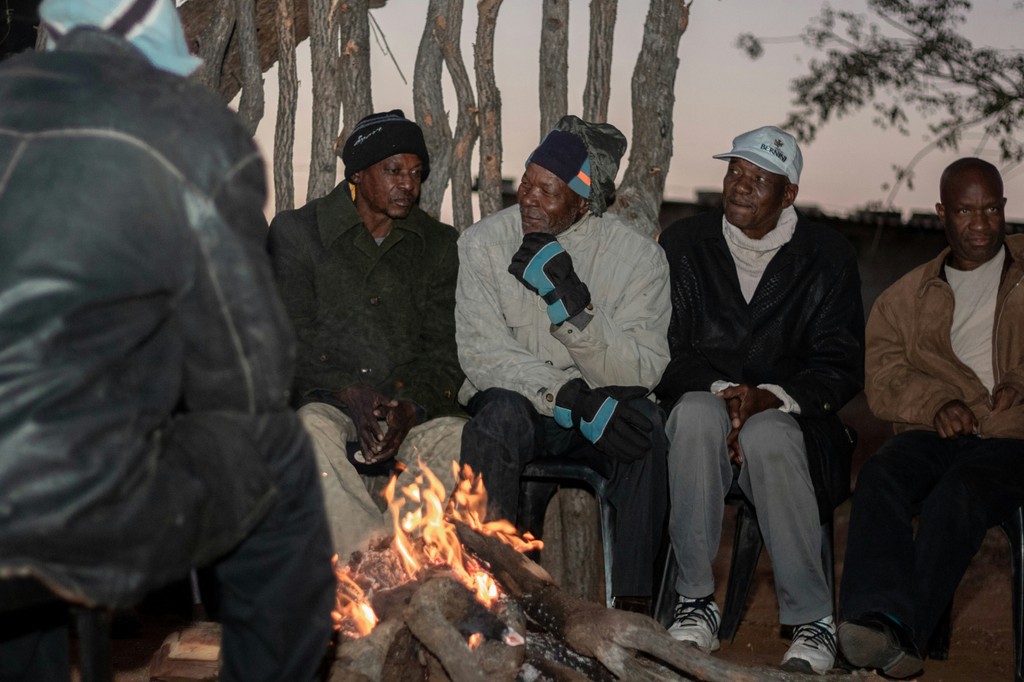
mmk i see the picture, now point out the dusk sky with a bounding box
[251,0,1024,223]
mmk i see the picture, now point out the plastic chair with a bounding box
[517,458,616,608]
[0,577,112,682]
[926,505,1023,682]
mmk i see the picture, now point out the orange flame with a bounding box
[332,460,543,637]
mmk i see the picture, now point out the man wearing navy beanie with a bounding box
[268,110,466,568]
[455,115,671,613]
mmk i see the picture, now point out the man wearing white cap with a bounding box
[0,1,333,679]
[655,126,865,673]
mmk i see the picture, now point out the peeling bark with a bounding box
[539,0,569,138]
[436,0,479,231]
[413,0,454,218]
[191,4,236,93]
[583,0,617,123]
[474,0,505,221]
[234,0,265,136]
[608,0,689,237]
[179,0,386,103]
[306,0,342,201]
[337,0,374,148]
[272,0,298,212]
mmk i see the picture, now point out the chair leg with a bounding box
[73,608,112,682]
[720,501,764,642]
[1001,506,1024,682]
[654,548,680,628]
[517,479,558,562]
[597,496,616,609]
[820,520,835,611]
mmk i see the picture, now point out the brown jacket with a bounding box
[865,234,1024,438]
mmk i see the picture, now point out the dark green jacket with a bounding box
[268,182,464,418]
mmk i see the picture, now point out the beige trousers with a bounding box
[297,402,466,562]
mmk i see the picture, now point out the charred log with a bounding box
[454,520,877,682]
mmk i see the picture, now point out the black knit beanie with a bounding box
[342,109,430,181]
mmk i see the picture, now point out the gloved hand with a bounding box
[552,378,653,461]
[508,232,591,325]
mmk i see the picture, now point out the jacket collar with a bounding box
[315,180,430,250]
[56,26,148,62]
[917,233,1024,296]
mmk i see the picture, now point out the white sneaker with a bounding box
[782,615,837,675]
[667,595,721,653]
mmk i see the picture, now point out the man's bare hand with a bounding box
[716,384,783,433]
[933,399,978,439]
[373,400,418,463]
[992,385,1024,414]
[332,385,392,460]
[726,428,744,466]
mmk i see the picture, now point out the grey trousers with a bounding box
[666,391,831,625]
[298,402,466,563]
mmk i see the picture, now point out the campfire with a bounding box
[332,462,540,640]
[153,460,862,681]
[327,462,854,682]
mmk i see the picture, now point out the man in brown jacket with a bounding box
[837,157,1024,679]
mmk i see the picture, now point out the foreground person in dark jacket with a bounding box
[655,126,864,674]
[0,1,334,680]
[268,111,465,564]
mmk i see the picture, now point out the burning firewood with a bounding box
[454,520,883,682]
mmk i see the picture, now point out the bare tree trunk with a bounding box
[539,0,569,139]
[307,0,342,201]
[191,6,236,93]
[474,0,505,221]
[609,0,690,238]
[413,0,454,218]
[542,490,604,605]
[273,0,298,213]
[431,0,479,231]
[337,0,374,147]
[583,0,617,123]
[235,0,265,136]
[181,0,392,104]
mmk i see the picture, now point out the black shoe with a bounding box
[837,612,924,679]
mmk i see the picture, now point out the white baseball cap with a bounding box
[713,125,803,185]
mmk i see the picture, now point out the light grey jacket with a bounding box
[455,205,671,415]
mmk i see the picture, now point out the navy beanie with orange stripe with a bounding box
[527,116,627,216]
[526,129,592,199]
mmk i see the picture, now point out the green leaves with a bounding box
[746,0,1024,201]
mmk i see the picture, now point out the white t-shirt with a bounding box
[944,248,1004,392]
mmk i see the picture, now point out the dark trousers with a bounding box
[839,430,1024,650]
[460,387,668,597]
[0,414,335,682]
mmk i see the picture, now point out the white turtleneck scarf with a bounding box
[722,205,798,303]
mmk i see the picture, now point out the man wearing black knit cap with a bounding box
[455,115,671,611]
[268,109,466,563]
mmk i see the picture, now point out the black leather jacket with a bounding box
[0,29,297,606]
[656,209,865,519]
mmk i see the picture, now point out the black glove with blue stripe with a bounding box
[552,378,652,461]
[508,232,591,325]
